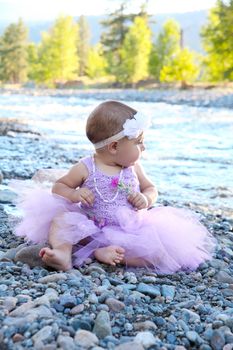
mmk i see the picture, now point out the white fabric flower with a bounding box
[93,111,151,149]
[123,112,151,139]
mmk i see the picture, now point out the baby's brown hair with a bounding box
[86,100,137,144]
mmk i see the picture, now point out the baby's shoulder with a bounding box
[78,155,93,173]
[133,162,144,176]
[68,160,90,182]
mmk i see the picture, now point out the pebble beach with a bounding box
[0,87,233,350]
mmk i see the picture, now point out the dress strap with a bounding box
[80,156,93,174]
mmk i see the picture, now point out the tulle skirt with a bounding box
[11,182,216,274]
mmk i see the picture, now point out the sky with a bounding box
[0,0,217,22]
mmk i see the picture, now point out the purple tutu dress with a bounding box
[13,156,216,274]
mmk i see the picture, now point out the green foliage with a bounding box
[149,19,180,80]
[0,19,28,83]
[118,16,152,84]
[100,2,132,75]
[201,0,233,81]
[34,16,79,85]
[27,43,40,81]
[86,44,107,78]
[77,15,91,76]
[4,2,231,86]
[160,48,199,86]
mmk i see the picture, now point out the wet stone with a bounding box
[70,318,92,332]
[1,296,17,311]
[32,325,53,344]
[134,331,157,348]
[210,329,226,350]
[133,320,157,331]
[215,271,233,284]
[69,304,85,315]
[59,294,77,308]
[38,273,67,284]
[141,276,157,284]
[137,283,161,297]
[57,335,75,350]
[74,329,99,348]
[161,285,176,300]
[93,310,112,339]
[105,298,125,312]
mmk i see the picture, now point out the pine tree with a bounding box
[201,0,233,81]
[100,2,132,75]
[0,19,28,83]
[77,15,91,76]
[118,16,152,85]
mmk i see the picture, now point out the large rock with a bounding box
[14,243,48,268]
[1,243,28,261]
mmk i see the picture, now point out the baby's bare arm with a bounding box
[130,162,158,208]
[52,162,94,205]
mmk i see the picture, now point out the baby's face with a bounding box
[116,133,145,167]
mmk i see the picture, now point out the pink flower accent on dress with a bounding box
[110,177,132,194]
[111,177,119,188]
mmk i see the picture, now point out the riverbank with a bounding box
[0,90,233,349]
[1,86,233,109]
[0,197,233,349]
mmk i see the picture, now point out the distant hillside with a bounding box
[0,10,209,53]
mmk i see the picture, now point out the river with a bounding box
[0,92,233,213]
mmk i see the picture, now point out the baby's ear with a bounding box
[108,141,118,154]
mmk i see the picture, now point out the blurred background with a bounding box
[0,0,232,88]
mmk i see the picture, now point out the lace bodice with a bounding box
[80,156,140,227]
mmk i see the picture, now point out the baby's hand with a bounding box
[127,192,148,210]
[72,188,94,206]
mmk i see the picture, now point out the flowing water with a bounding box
[1,93,233,212]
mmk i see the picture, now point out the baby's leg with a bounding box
[94,246,125,266]
[39,216,72,271]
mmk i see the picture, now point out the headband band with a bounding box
[94,131,125,149]
[94,112,151,150]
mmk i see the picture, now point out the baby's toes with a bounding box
[41,248,55,262]
[116,247,125,254]
[116,254,124,261]
[115,260,122,264]
[114,256,123,263]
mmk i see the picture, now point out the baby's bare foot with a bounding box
[39,247,72,271]
[94,246,125,266]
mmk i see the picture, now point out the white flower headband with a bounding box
[94,112,151,150]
